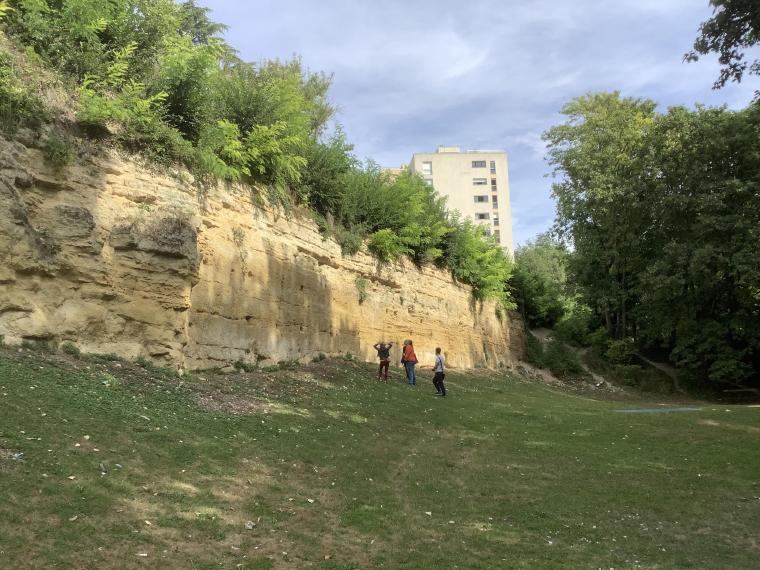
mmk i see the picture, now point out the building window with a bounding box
[493,229,501,239]
[475,213,490,220]
[424,178,433,186]
[492,196,498,206]
[472,160,486,168]
[491,178,497,190]
[490,160,496,173]
[473,178,488,185]
[474,195,489,203]
[493,217,500,226]
[421,161,432,175]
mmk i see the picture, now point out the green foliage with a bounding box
[686,0,760,92]
[60,342,81,358]
[334,226,362,257]
[0,50,43,133]
[542,340,584,378]
[444,218,514,304]
[605,339,636,366]
[354,277,368,304]
[42,135,73,169]
[553,303,593,346]
[233,360,257,373]
[311,352,326,362]
[511,232,570,327]
[367,228,409,263]
[277,359,300,370]
[546,92,760,383]
[526,335,584,379]
[0,1,12,20]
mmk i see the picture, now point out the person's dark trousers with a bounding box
[378,360,390,380]
[433,371,446,395]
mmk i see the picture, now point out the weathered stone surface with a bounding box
[0,136,525,369]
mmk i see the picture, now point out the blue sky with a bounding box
[201,0,759,246]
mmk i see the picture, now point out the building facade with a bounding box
[408,146,513,253]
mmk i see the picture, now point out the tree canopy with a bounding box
[543,92,760,384]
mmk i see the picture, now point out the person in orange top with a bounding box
[401,339,418,385]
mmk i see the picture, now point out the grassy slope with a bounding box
[0,349,758,569]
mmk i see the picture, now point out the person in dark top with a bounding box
[432,347,446,396]
[373,341,393,382]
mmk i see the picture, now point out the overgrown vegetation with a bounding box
[0,49,43,133]
[42,134,73,169]
[354,277,368,304]
[0,0,512,306]
[542,93,760,385]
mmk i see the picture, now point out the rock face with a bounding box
[0,137,525,370]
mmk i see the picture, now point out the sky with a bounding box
[200,0,759,246]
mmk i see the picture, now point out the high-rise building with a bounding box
[408,146,513,253]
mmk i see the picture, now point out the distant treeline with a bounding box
[0,0,512,306]
[513,92,759,385]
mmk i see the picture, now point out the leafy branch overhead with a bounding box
[686,0,760,90]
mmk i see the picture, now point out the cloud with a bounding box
[202,0,759,244]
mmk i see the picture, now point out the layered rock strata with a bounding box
[0,137,524,370]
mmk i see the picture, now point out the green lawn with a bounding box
[0,349,758,569]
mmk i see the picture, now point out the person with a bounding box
[373,341,393,382]
[401,339,418,385]
[432,347,446,396]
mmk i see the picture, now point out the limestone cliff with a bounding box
[0,137,525,370]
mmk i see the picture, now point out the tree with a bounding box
[686,0,760,91]
[544,92,657,339]
[511,233,569,327]
[544,91,760,384]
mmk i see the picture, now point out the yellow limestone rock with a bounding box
[0,137,525,370]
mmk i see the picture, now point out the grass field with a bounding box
[0,348,758,569]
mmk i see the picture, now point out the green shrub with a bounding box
[99,372,120,388]
[542,339,584,377]
[233,360,257,373]
[261,364,280,372]
[587,327,611,357]
[525,333,545,367]
[61,342,81,358]
[355,277,368,304]
[312,352,326,362]
[605,338,636,365]
[277,359,300,370]
[334,226,362,256]
[553,305,592,346]
[0,52,44,133]
[43,135,73,169]
[367,229,409,263]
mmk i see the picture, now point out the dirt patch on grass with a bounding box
[0,447,23,470]
[193,391,270,415]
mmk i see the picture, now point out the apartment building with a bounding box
[408,146,513,253]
